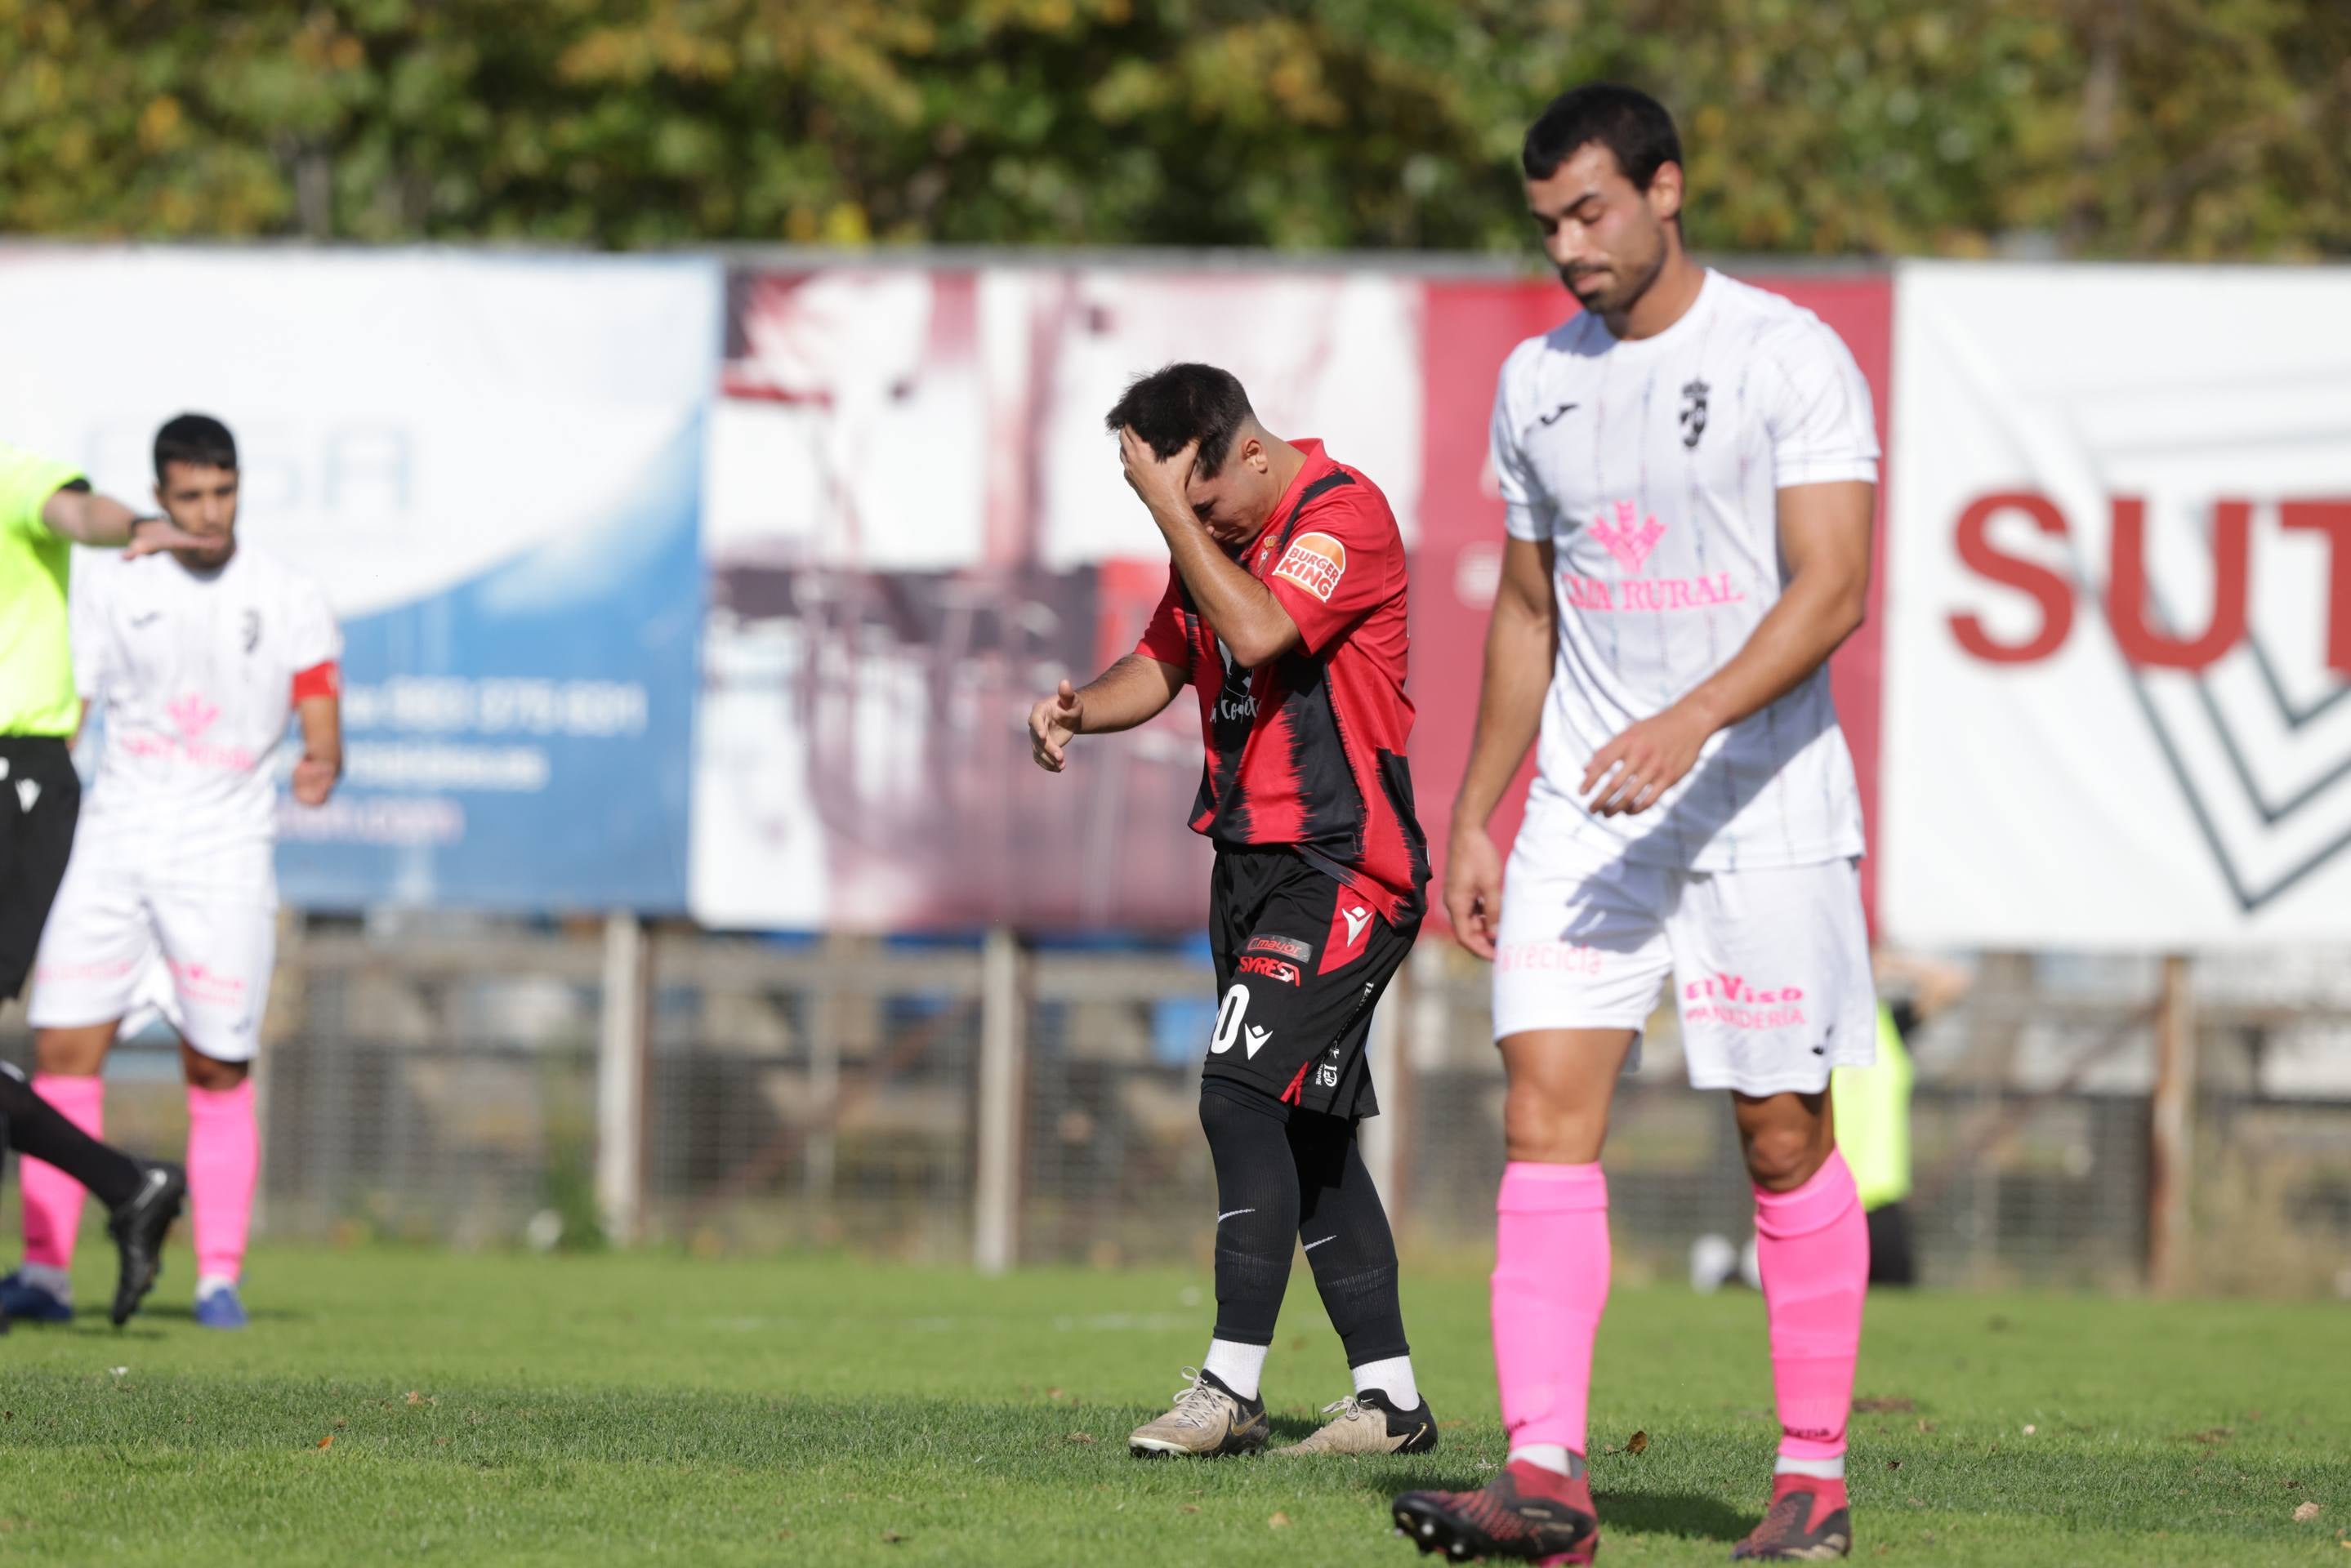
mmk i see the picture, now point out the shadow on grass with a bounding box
[1594,1488,1751,1543]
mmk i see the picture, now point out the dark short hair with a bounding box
[1104,363,1255,479]
[1523,83,1682,190]
[154,412,237,482]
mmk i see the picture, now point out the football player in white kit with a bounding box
[4,415,342,1331]
[1393,87,1878,1564]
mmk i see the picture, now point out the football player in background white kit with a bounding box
[4,414,342,1331]
[1393,87,1878,1565]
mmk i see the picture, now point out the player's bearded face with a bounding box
[156,462,239,566]
[1529,145,1673,318]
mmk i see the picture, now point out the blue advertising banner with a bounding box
[0,249,720,912]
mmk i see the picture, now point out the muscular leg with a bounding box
[17,1023,127,1285]
[181,1041,256,1300]
[1736,1089,1867,1482]
[1492,1028,1635,1478]
[1195,1080,1300,1400]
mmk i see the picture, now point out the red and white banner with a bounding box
[1880,262,2351,947]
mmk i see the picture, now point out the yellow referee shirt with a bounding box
[0,443,89,737]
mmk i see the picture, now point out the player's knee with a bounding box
[1741,1121,1827,1192]
[181,1045,249,1093]
[1502,1082,1604,1164]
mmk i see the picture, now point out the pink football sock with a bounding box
[1492,1160,1610,1461]
[186,1081,259,1285]
[21,1075,105,1272]
[1753,1149,1868,1462]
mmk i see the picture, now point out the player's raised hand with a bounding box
[292,755,339,806]
[1118,427,1198,519]
[1445,822,1506,960]
[1581,702,1712,817]
[1028,679,1084,773]
[123,519,209,559]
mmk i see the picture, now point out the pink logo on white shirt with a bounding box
[1590,500,1666,574]
[167,693,221,741]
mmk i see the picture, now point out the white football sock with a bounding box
[1202,1339,1268,1401]
[1774,1454,1846,1480]
[196,1273,239,1301]
[1507,1444,1586,1479]
[17,1262,71,1302]
[1352,1354,1420,1410]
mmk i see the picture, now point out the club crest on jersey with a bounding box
[1680,379,1711,448]
[241,610,261,653]
[167,693,221,741]
[1273,532,1346,603]
[1590,499,1666,575]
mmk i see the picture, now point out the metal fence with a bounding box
[4,920,2349,1297]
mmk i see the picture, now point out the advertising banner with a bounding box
[0,248,720,911]
[1881,262,2351,947]
[693,265,1425,932]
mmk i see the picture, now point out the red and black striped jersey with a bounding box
[1136,440,1428,926]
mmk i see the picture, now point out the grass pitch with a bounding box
[0,1245,2342,1565]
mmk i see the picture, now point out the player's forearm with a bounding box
[1452,598,1553,831]
[1074,655,1184,735]
[1158,515,1293,667]
[40,488,141,546]
[297,698,345,776]
[1675,562,1868,737]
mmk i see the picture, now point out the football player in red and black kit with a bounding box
[1029,363,1436,1461]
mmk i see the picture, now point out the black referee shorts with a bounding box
[1202,845,1419,1121]
[0,737,82,1003]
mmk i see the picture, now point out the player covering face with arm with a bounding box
[6,414,342,1333]
[1395,85,1877,1566]
[1031,363,1437,1462]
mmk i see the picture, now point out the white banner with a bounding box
[1882,261,2351,947]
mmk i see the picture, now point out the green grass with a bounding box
[0,1246,2344,1565]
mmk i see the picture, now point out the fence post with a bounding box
[596,911,652,1247]
[974,927,1028,1274]
[2148,951,2197,1294]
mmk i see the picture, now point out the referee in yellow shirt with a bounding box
[0,440,204,1327]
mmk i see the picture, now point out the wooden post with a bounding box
[973,927,1028,1274]
[596,912,652,1246]
[2148,952,2197,1294]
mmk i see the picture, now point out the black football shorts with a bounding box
[1202,845,1419,1120]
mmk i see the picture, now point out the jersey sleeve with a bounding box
[286,575,344,677]
[0,443,85,544]
[1264,487,1402,657]
[1133,568,1193,671]
[1763,318,1880,488]
[1491,348,1556,542]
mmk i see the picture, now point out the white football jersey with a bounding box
[1492,270,1878,872]
[71,542,341,884]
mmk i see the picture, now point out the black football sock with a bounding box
[1288,1107,1411,1369]
[0,1063,145,1209]
[1198,1079,1302,1352]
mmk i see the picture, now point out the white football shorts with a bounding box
[1491,808,1876,1096]
[27,852,275,1064]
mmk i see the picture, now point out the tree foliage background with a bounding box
[5,0,2346,257]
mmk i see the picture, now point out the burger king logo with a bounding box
[1273,532,1347,603]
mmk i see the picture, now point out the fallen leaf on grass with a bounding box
[2023,1424,2036,1436]
[1627,1430,1649,1455]
[880,1530,904,1544]
[315,1436,334,1450]
[2296,1503,2323,1523]
[404,1391,429,1406]
[2186,1428,2234,1446]
[1180,1506,1199,1516]
[1046,1388,1066,1401]
[1066,1432,1096,1446]
[1886,1460,1903,1472]
[1854,1397,1916,1414]
[1916,1419,1938,1434]
[1268,1512,1291,1530]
